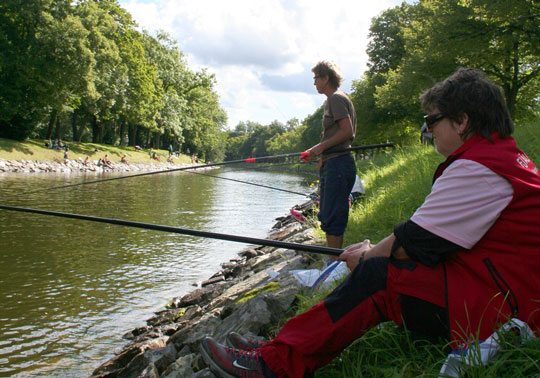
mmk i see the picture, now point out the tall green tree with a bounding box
[374,0,540,121]
[74,0,127,143]
[0,0,91,140]
[142,31,189,148]
[181,69,227,160]
[100,0,159,145]
[456,0,540,117]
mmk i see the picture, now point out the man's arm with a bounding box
[307,116,354,157]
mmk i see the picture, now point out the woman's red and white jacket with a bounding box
[388,133,540,345]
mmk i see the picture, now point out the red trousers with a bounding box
[260,258,404,378]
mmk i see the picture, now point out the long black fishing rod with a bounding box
[19,142,394,196]
[0,205,342,257]
[331,142,394,154]
[186,171,308,197]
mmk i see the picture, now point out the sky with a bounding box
[119,0,406,130]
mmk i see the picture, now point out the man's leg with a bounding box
[318,154,356,250]
[326,233,344,249]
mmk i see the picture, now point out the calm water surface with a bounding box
[0,168,313,377]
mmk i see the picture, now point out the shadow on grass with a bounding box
[0,139,37,155]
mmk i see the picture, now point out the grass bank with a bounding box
[299,118,540,377]
[0,138,192,165]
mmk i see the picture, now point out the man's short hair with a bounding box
[312,61,344,89]
[420,68,514,140]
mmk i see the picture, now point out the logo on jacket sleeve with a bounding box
[516,153,539,174]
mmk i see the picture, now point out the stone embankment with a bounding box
[0,158,187,174]
[91,201,321,378]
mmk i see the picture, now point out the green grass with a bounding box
[293,118,540,377]
[0,138,193,164]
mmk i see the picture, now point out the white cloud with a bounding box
[120,0,406,128]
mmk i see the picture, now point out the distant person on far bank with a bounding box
[300,60,357,249]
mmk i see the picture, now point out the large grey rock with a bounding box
[162,354,196,378]
[213,272,300,342]
[91,338,168,377]
[116,340,175,378]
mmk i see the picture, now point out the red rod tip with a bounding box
[245,158,256,162]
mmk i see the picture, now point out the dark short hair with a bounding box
[312,61,343,89]
[420,68,514,140]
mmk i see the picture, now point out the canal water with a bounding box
[0,168,313,377]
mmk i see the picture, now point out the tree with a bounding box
[75,0,127,143]
[372,0,540,121]
[455,0,540,117]
[366,5,409,75]
[301,106,325,148]
[0,0,90,140]
[39,11,94,141]
[99,0,159,145]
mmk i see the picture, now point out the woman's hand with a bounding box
[339,239,372,271]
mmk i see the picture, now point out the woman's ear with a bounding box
[456,113,469,135]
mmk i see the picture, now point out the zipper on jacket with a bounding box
[483,258,518,317]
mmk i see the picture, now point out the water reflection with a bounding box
[0,168,312,377]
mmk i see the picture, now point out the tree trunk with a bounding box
[146,128,152,148]
[55,116,61,139]
[119,121,126,146]
[71,111,78,141]
[128,123,138,146]
[76,116,87,142]
[45,109,57,140]
[91,115,99,143]
[98,123,104,144]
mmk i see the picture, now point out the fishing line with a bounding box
[185,170,308,197]
[0,205,342,257]
[17,150,313,197]
[16,143,394,196]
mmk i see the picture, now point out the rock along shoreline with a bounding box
[0,157,190,174]
[90,200,320,378]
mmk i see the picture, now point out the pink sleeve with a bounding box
[411,159,513,249]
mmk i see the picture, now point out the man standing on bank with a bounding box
[200,68,540,378]
[301,60,357,249]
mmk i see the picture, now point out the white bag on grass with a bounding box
[291,260,349,291]
[439,318,536,377]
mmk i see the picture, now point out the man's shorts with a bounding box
[318,153,356,236]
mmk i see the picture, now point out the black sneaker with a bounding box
[200,336,273,378]
[226,332,267,351]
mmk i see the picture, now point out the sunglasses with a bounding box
[423,113,445,129]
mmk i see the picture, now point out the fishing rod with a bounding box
[19,150,313,196]
[0,205,342,257]
[186,171,308,197]
[330,142,394,154]
[20,142,394,196]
